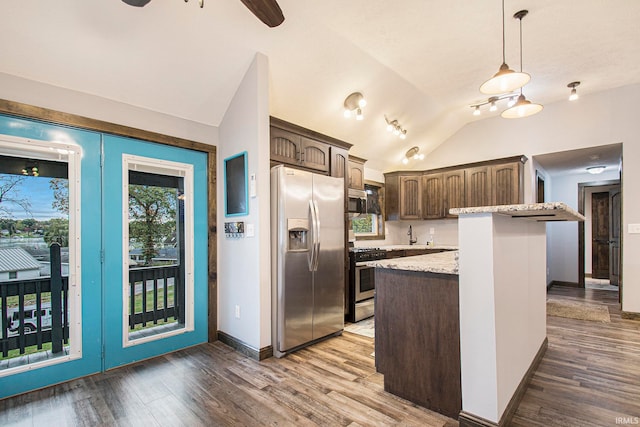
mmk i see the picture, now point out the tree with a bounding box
[43,218,69,247]
[50,178,69,215]
[0,174,31,218]
[128,185,177,266]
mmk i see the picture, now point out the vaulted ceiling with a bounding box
[1,1,639,171]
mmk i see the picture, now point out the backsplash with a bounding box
[355,219,459,247]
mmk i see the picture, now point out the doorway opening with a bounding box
[578,180,621,297]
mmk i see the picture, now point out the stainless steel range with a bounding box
[347,248,387,322]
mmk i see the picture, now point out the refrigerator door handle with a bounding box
[308,199,317,271]
[312,200,321,271]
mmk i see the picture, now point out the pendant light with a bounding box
[480,0,530,94]
[501,10,543,119]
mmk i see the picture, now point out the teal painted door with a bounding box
[101,135,208,370]
[0,115,103,397]
[0,115,208,397]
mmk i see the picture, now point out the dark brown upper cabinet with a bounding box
[270,117,352,176]
[348,156,366,190]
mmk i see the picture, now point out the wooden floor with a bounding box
[0,286,638,426]
[512,286,640,426]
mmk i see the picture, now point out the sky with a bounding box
[0,174,65,220]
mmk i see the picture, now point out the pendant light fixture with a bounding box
[480,0,530,94]
[501,10,543,119]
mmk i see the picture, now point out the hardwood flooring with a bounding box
[0,286,638,426]
[512,286,640,426]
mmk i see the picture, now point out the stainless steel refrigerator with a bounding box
[271,165,345,357]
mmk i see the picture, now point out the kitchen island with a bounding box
[369,203,584,426]
[368,251,461,419]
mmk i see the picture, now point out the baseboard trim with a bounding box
[217,331,273,361]
[621,311,640,321]
[549,280,581,288]
[459,337,548,427]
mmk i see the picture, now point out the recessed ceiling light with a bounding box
[586,166,606,174]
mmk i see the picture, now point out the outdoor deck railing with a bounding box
[128,264,183,330]
[1,244,184,360]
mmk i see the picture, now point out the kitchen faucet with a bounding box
[408,225,417,245]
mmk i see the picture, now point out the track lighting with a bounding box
[344,92,366,120]
[401,146,424,164]
[568,81,580,101]
[479,0,530,94]
[385,116,407,139]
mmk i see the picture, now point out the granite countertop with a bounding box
[378,244,458,251]
[449,202,585,222]
[365,250,459,275]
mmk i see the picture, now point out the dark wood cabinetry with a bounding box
[385,156,526,220]
[399,175,422,219]
[269,117,351,176]
[375,269,461,418]
[465,165,491,208]
[347,156,366,190]
[331,146,348,179]
[443,170,465,218]
[422,173,444,219]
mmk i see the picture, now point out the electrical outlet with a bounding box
[429,227,435,235]
[235,305,240,319]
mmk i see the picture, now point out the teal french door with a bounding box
[0,115,208,398]
[102,135,208,370]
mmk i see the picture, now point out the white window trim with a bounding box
[121,154,195,347]
[0,135,82,377]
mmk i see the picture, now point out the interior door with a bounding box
[609,189,621,286]
[102,135,208,370]
[591,192,610,279]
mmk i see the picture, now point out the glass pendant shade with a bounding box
[480,63,531,94]
[501,94,543,118]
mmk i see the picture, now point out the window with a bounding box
[352,181,385,240]
[122,155,195,346]
[8,271,17,280]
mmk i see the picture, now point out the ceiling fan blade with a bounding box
[239,0,285,28]
[121,0,151,7]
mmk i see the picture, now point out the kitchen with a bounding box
[1,1,639,425]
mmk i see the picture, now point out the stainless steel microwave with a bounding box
[347,188,367,214]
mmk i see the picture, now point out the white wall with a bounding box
[546,170,620,283]
[217,53,271,350]
[424,84,640,313]
[0,72,217,145]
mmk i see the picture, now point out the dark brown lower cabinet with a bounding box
[375,268,461,419]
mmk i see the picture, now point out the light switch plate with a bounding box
[629,224,640,234]
[246,223,255,237]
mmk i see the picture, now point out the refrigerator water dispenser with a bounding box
[287,218,309,251]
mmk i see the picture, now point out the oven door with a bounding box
[354,264,375,301]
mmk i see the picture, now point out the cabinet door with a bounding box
[465,166,492,207]
[491,162,522,205]
[331,147,348,179]
[443,170,465,217]
[400,175,422,219]
[270,127,301,166]
[422,173,444,219]
[348,160,365,189]
[300,137,330,173]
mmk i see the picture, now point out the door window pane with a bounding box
[0,141,81,373]
[123,156,194,345]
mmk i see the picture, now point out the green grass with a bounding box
[129,285,178,332]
